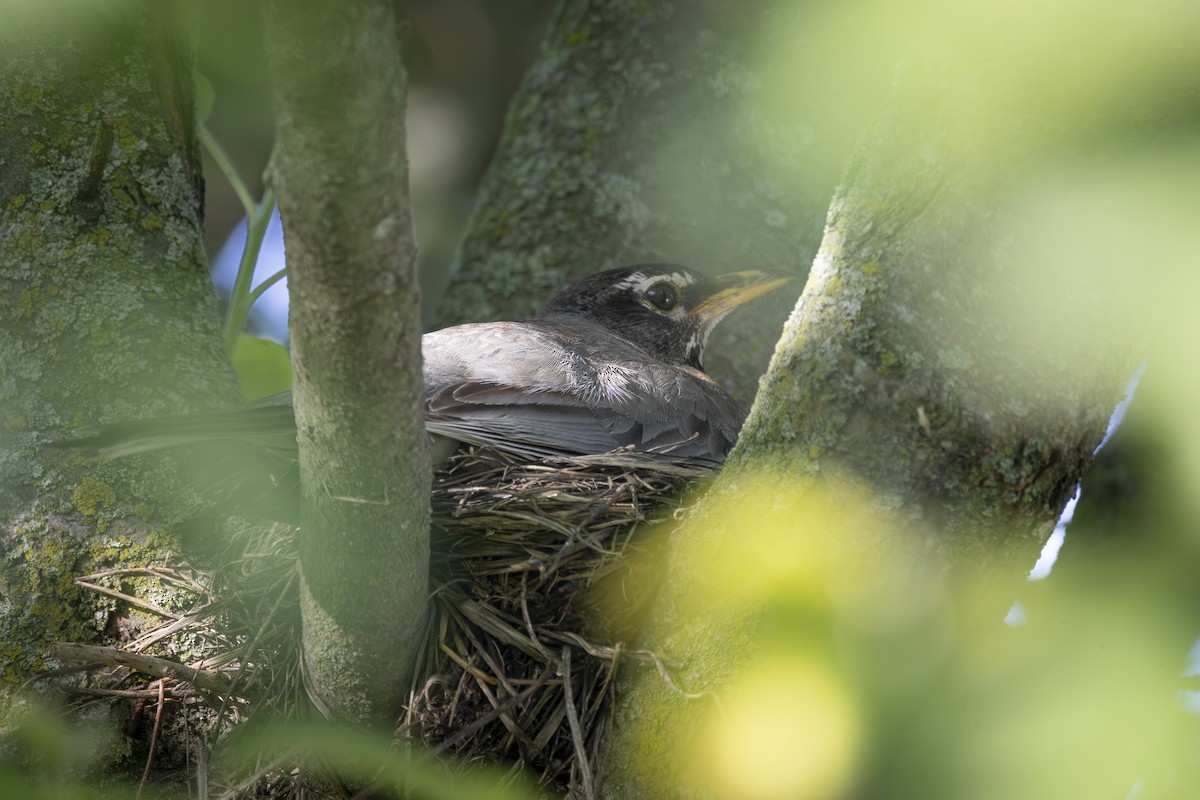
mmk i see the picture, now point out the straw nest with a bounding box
[61,446,714,797]
[409,447,713,794]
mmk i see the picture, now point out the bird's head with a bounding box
[536,263,793,369]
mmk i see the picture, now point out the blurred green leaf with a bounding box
[229,720,539,800]
[0,705,154,800]
[195,72,215,123]
[231,335,292,401]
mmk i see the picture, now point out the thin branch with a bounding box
[247,266,287,304]
[49,642,236,696]
[74,579,182,621]
[222,188,278,353]
[200,123,255,217]
[136,679,167,798]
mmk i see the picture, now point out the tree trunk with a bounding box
[260,0,429,723]
[598,61,1138,798]
[0,0,234,759]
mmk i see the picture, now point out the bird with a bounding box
[64,263,791,521]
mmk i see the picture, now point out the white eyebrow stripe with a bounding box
[613,271,697,293]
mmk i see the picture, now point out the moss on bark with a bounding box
[0,0,235,773]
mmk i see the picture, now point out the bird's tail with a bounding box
[52,398,299,459]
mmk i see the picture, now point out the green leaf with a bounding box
[231,336,292,401]
[229,720,540,800]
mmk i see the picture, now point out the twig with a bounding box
[247,267,287,303]
[136,679,167,799]
[633,646,718,707]
[199,124,255,216]
[65,686,189,700]
[50,642,235,695]
[75,579,182,620]
[77,566,210,598]
[131,608,213,653]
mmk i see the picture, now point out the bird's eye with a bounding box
[643,282,678,311]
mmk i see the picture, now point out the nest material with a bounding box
[409,448,712,793]
[63,446,713,797]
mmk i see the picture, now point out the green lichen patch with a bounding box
[71,476,116,517]
[879,350,899,372]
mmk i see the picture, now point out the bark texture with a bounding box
[260,0,429,722]
[730,77,1134,570]
[599,64,1138,798]
[0,0,234,759]
[437,0,845,407]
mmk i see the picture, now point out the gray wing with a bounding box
[421,322,742,461]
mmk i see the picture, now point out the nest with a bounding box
[58,447,713,797]
[408,448,712,794]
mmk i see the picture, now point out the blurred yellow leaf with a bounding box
[690,659,862,800]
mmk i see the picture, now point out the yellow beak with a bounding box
[690,270,794,324]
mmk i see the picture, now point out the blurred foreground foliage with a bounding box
[606,0,1200,793]
[3,0,1200,796]
[608,467,1199,800]
[1,708,540,799]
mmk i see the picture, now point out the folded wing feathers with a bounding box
[425,357,741,460]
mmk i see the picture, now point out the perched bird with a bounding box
[67,264,790,520]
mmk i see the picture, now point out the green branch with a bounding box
[200,123,283,353]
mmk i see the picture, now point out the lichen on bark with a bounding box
[0,0,235,768]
